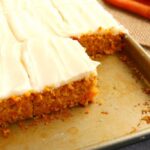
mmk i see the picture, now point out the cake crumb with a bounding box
[113,86,116,90]
[144,88,150,95]
[134,103,141,107]
[141,116,150,124]
[141,108,150,114]
[142,109,148,114]
[18,121,28,130]
[84,109,89,114]
[1,128,10,138]
[119,52,145,82]
[129,127,137,134]
[120,55,128,62]
[137,122,141,127]
[96,99,104,106]
[0,109,71,138]
[101,111,109,115]
[143,102,150,106]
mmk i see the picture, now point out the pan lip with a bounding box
[127,34,150,60]
[125,34,150,85]
[81,128,150,150]
[81,35,150,150]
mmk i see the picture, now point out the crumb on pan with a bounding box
[143,88,150,95]
[84,109,90,114]
[119,52,150,93]
[0,128,10,138]
[101,111,109,115]
[129,127,137,134]
[141,116,150,124]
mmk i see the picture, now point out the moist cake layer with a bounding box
[73,28,125,57]
[0,74,97,127]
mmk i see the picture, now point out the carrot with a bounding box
[136,0,150,5]
[104,0,150,19]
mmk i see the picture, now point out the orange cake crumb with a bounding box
[0,74,97,128]
[72,28,125,58]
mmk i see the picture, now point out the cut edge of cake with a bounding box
[0,73,97,127]
[72,28,126,58]
[49,0,128,58]
[0,36,99,127]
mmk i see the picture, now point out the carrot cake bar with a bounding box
[0,3,99,126]
[0,35,99,127]
[49,0,128,57]
[0,0,128,127]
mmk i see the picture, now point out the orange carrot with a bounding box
[136,0,150,5]
[104,0,150,19]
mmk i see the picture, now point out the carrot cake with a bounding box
[0,36,99,127]
[49,0,128,57]
[0,0,128,127]
[0,2,99,127]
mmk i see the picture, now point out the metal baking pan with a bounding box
[0,35,149,150]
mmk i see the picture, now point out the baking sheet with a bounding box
[0,43,149,150]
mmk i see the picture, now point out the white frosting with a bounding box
[1,0,127,39]
[0,0,128,99]
[22,37,99,91]
[0,0,128,42]
[0,38,31,98]
[0,1,100,99]
[26,0,70,36]
[50,0,127,36]
[1,0,54,41]
[0,8,31,99]
[22,0,127,36]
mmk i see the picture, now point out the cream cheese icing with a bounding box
[1,0,127,39]
[0,38,31,99]
[22,37,99,91]
[0,9,31,99]
[50,0,127,36]
[0,0,127,99]
[0,1,99,98]
[25,0,71,36]
[1,0,54,41]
